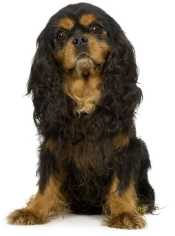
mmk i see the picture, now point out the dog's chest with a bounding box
[58,138,114,212]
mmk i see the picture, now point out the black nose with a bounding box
[72,35,88,47]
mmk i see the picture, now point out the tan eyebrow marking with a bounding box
[79,14,96,26]
[57,17,74,30]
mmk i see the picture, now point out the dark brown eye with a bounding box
[89,24,103,34]
[57,30,66,40]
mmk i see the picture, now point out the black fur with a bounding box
[27,3,155,214]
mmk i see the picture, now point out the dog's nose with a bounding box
[72,35,88,47]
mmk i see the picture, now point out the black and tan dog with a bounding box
[8,3,155,229]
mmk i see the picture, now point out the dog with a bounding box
[8,3,155,229]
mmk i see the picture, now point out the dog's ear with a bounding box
[103,26,142,127]
[104,33,138,82]
[27,30,70,134]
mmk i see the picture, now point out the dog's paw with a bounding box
[106,212,146,229]
[7,208,46,225]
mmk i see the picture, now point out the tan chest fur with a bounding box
[64,74,102,114]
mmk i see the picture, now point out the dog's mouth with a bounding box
[65,52,105,78]
[75,54,95,78]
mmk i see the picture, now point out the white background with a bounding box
[0,0,174,235]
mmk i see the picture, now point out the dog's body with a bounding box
[8,3,155,229]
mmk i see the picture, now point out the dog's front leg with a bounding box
[104,177,145,229]
[8,176,68,225]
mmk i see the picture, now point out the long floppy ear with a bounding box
[103,25,142,130]
[27,30,70,135]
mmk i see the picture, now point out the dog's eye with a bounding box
[57,30,66,41]
[89,23,103,34]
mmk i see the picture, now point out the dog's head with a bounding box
[28,3,142,135]
[53,4,112,113]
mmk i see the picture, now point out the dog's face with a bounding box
[55,14,110,72]
[51,8,111,113]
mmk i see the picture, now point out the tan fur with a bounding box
[56,39,76,70]
[104,178,137,215]
[79,14,96,26]
[8,177,68,225]
[104,178,145,229]
[106,212,146,229]
[87,34,110,64]
[64,73,102,114]
[57,17,74,30]
[113,133,129,150]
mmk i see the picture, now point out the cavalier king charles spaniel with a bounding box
[8,3,155,229]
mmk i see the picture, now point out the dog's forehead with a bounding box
[79,14,96,26]
[47,3,113,32]
[57,17,75,30]
[56,13,97,30]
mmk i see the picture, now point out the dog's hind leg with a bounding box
[135,140,155,214]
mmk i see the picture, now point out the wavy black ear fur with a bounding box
[101,22,143,133]
[27,31,73,137]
